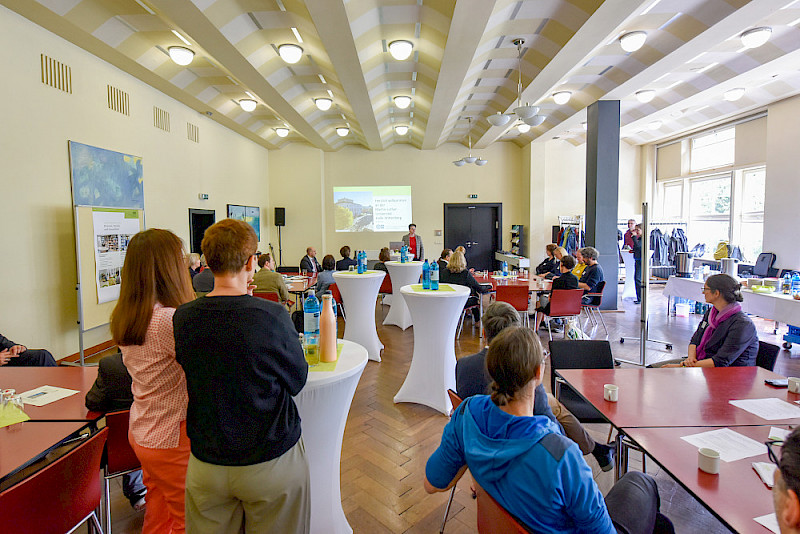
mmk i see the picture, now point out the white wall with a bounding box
[0,6,270,358]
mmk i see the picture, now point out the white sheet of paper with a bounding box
[769,427,792,441]
[729,398,800,420]
[752,462,777,488]
[754,513,780,534]
[19,385,79,407]
[680,428,765,462]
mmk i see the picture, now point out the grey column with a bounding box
[585,100,619,310]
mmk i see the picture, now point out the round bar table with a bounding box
[295,340,368,534]
[332,270,385,361]
[382,261,423,330]
[394,283,469,414]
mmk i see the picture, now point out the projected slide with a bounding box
[333,186,412,232]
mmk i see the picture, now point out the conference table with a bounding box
[1,367,101,422]
[332,270,385,362]
[286,274,316,309]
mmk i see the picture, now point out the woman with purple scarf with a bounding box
[663,274,759,368]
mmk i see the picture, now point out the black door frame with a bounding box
[443,202,502,268]
[188,208,215,254]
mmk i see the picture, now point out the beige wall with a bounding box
[0,7,269,358]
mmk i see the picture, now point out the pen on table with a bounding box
[25,392,47,399]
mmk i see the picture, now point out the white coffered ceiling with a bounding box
[5,0,800,150]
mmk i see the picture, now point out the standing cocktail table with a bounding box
[332,270,385,362]
[394,284,469,414]
[382,261,423,330]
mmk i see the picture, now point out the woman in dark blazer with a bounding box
[535,244,558,275]
[440,250,489,321]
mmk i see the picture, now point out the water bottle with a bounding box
[362,250,368,272]
[356,250,363,274]
[303,291,320,365]
[784,272,792,295]
[430,260,439,290]
[792,272,800,299]
[502,261,508,277]
[422,260,431,290]
[401,246,407,264]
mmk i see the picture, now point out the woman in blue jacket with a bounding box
[424,327,667,533]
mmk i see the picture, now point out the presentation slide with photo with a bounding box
[333,186,412,232]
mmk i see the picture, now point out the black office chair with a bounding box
[756,340,780,371]
[549,340,614,423]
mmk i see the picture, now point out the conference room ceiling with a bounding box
[6,0,800,151]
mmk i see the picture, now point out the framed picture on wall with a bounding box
[227,204,261,240]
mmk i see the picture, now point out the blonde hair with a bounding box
[554,247,567,259]
[455,246,466,255]
[447,250,467,273]
[187,252,200,266]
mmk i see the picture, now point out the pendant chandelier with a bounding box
[487,38,545,132]
[453,118,487,167]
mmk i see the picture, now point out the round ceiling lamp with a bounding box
[168,46,194,66]
[394,125,409,135]
[275,127,289,138]
[336,127,350,137]
[394,95,412,109]
[239,99,257,112]
[453,117,486,167]
[635,90,656,103]
[740,27,772,49]
[388,40,414,60]
[278,43,304,64]
[453,159,466,167]
[648,120,662,130]
[523,115,545,127]
[315,98,332,111]
[475,158,488,166]
[723,87,745,102]
[517,123,531,134]
[552,91,572,105]
[487,112,513,127]
[619,31,647,53]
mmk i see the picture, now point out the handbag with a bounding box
[713,241,729,260]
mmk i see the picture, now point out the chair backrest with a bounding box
[588,280,605,296]
[548,289,584,317]
[549,339,615,392]
[753,253,776,277]
[475,483,529,534]
[253,291,281,302]
[756,340,780,371]
[0,427,108,534]
[379,275,392,295]
[447,389,463,411]
[329,283,343,304]
[495,285,529,313]
[105,410,140,475]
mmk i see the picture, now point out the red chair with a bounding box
[103,411,141,533]
[253,291,281,302]
[581,280,607,337]
[475,483,529,533]
[536,289,584,341]
[0,427,109,533]
[439,390,465,533]
[329,283,346,320]
[378,275,393,315]
[495,285,531,327]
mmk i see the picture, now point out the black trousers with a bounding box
[5,349,57,367]
[634,259,642,302]
[606,472,660,534]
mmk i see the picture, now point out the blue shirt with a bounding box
[426,395,615,534]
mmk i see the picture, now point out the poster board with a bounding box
[227,204,261,240]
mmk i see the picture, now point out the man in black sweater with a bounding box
[0,333,56,366]
[533,254,579,332]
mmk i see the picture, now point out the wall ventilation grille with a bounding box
[107,85,130,116]
[153,106,170,131]
[187,122,199,143]
[40,54,72,93]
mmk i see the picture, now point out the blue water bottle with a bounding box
[430,260,439,290]
[422,260,430,290]
[502,261,508,277]
[401,246,407,264]
[303,291,320,362]
[784,272,792,295]
[356,250,363,273]
[362,250,368,272]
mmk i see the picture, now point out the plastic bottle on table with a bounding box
[784,272,792,295]
[400,246,407,264]
[303,290,320,366]
[362,250,368,272]
[422,260,430,290]
[792,272,800,299]
[356,250,363,274]
[502,261,508,277]
[430,260,439,290]
[319,293,337,363]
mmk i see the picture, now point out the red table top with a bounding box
[556,367,800,427]
[0,421,88,485]
[473,273,551,291]
[0,367,101,422]
[624,425,779,533]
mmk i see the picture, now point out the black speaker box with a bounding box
[274,207,285,227]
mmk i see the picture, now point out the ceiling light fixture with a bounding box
[168,46,194,66]
[517,123,531,134]
[552,91,572,105]
[454,118,487,167]
[336,127,350,137]
[487,39,543,128]
[315,98,332,111]
[636,90,656,103]
[290,27,303,44]
[275,127,289,138]
[723,87,746,101]
[619,31,647,52]
[278,43,303,64]
[388,40,414,60]
[740,27,772,49]
[394,125,409,135]
[394,95,412,109]
[239,99,257,112]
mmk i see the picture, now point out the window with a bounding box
[690,128,735,172]
[688,175,731,258]
[736,167,766,262]
[661,182,683,219]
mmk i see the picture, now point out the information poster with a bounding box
[92,208,140,304]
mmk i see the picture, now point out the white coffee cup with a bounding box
[603,384,619,402]
[698,447,721,474]
[789,377,800,393]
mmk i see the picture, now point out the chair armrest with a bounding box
[554,376,567,398]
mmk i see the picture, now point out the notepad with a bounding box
[19,385,79,407]
[754,513,780,534]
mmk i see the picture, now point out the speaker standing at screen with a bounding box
[402,223,424,261]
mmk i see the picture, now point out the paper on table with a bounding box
[754,513,780,534]
[680,428,765,462]
[769,426,792,441]
[752,462,777,488]
[19,385,79,407]
[730,398,800,420]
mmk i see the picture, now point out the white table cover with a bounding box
[394,283,469,414]
[295,340,368,534]
[663,276,800,325]
[621,250,636,300]
[333,271,385,362]
[383,261,424,330]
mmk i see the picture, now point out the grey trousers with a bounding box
[606,472,660,534]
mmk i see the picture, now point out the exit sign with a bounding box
[468,194,478,199]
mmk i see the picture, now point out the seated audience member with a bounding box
[85,351,147,511]
[336,246,358,271]
[457,301,614,471]
[187,253,201,279]
[315,254,337,299]
[192,262,214,294]
[0,333,56,367]
[174,219,309,533]
[454,245,466,256]
[374,248,391,273]
[253,253,289,303]
[662,274,758,368]
[300,247,321,274]
[772,427,800,533]
[426,327,666,533]
[535,244,559,276]
[534,255,580,331]
[544,247,568,280]
[438,249,452,272]
[578,246,604,304]
[572,249,587,279]
[440,250,488,321]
